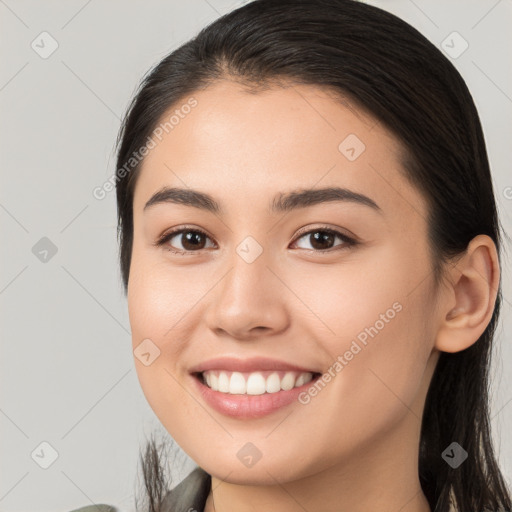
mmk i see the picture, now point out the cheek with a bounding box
[127,275,197,443]
[290,244,414,346]
[299,244,434,426]
[127,249,207,342]
[127,252,216,416]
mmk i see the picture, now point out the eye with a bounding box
[155,226,216,254]
[154,224,358,255]
[290,226,357,252]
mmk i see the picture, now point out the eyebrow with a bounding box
[143,186,382,215]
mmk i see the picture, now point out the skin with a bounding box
[127,80,499,512]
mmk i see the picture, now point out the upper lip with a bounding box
[189,356,320,374]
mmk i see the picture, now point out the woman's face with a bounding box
[128,80,441,483]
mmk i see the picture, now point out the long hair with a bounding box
[114,1,512,510]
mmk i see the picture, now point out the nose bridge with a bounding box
[206,231,288,336]
[223,233,273,303]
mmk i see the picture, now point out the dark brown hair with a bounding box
[114,1,512,510]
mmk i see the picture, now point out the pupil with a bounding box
[183,231,204,250]
[311,231,333,250]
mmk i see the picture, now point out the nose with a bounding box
[204,248,289,341]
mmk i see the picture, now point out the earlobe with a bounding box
[434,234,500,354]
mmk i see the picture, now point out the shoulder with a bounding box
[66,506,118,512]
[161,466,212,512]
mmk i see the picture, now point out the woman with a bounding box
[73,0,512,510]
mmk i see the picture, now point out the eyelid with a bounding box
[292,224,357,243]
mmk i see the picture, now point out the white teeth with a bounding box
[218,372,230,392]
[281,372,295,391]
[202,370,315,395]
[295,373,307,387]
[266,372,281,393]
[229,372,246,394]
[246,373,266,395]
[210,372,219,390]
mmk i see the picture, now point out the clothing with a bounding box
[161,466,212,511]
[67,466,211,512]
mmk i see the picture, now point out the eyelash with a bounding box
[154,224,358,255]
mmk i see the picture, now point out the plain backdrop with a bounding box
[0,1,511,511]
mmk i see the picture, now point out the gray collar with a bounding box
[161,466,211,512]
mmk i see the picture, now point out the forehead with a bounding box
[133,80,427,223]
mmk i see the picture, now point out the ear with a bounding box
[434,234,500,353]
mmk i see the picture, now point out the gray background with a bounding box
[0,1,511,511]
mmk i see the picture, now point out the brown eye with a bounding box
[155,225,357,255]
[292,228,356,252]
[156,228,215,253]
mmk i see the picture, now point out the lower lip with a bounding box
[191,373,321,419]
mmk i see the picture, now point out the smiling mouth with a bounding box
[193,370,322,395]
